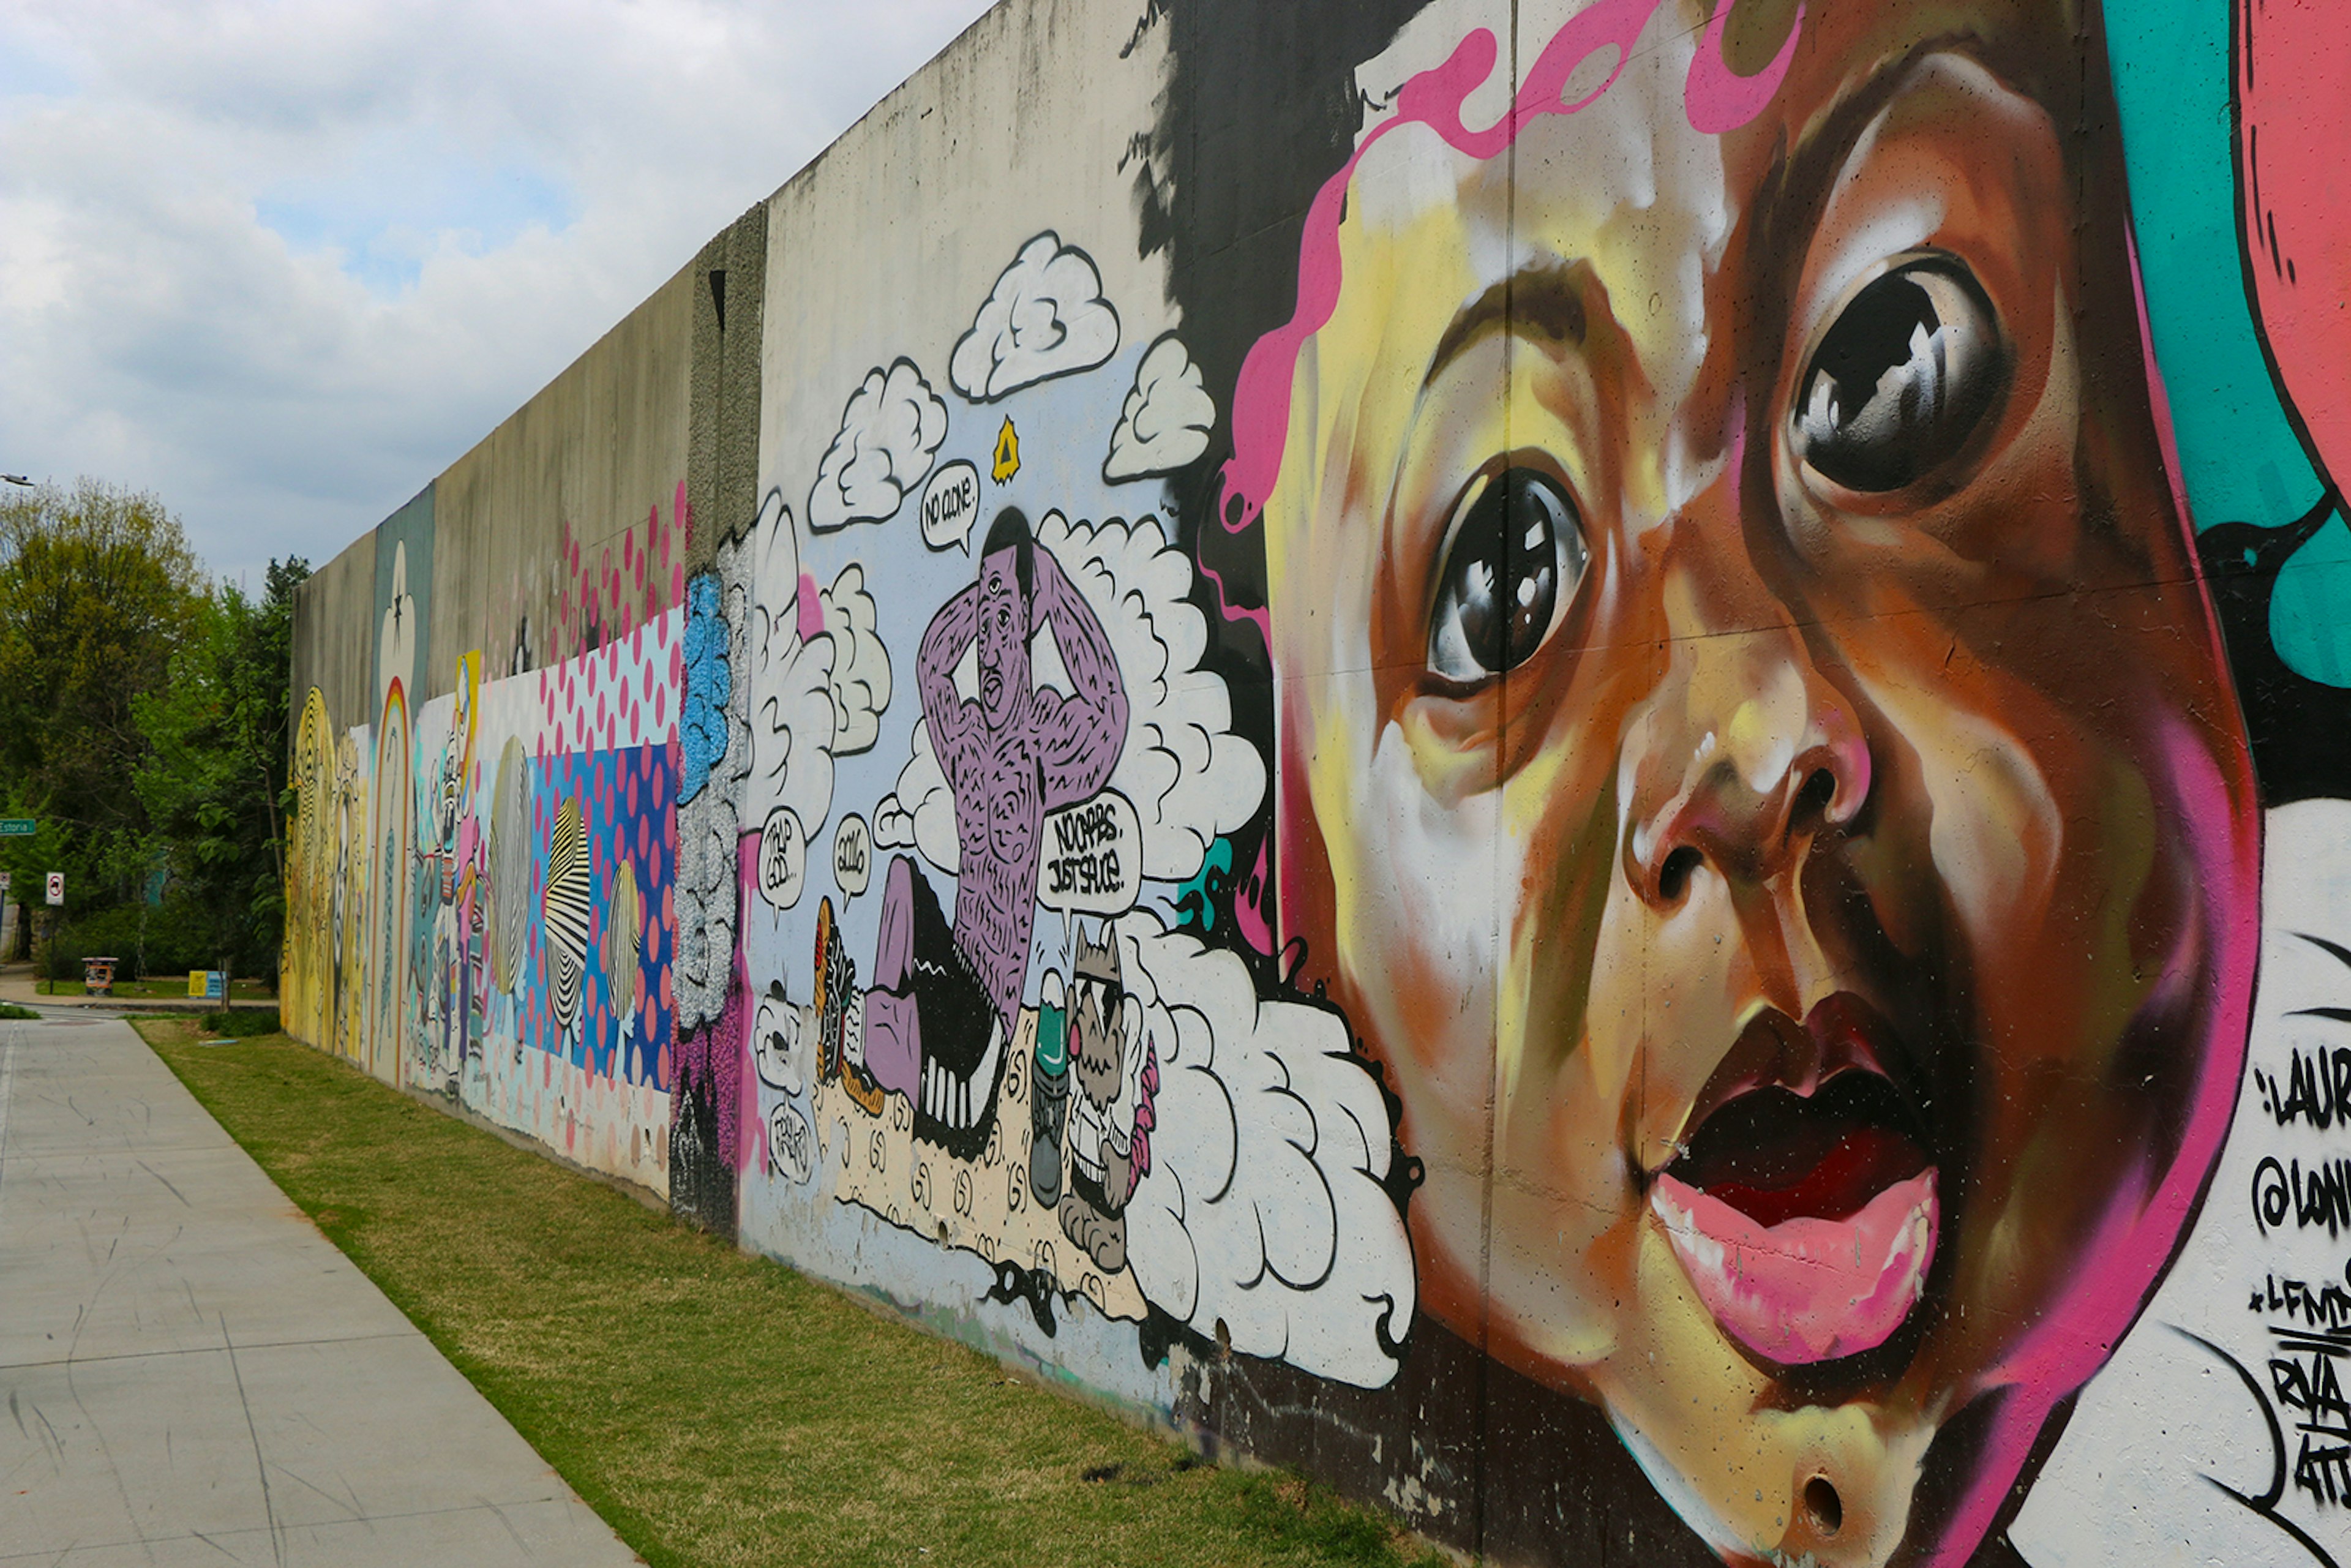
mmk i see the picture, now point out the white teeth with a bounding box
[922,1062,939,1119]
[958,1079,970,1128]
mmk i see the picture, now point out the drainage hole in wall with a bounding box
[1804,1476,1843,1536]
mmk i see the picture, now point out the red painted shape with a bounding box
[2239,0,2351,489]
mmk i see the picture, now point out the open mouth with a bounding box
[1650,996,1938,1367]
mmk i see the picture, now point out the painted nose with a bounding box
[1625,633,1871,909]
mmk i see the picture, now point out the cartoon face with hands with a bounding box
[1255,2,2260,1562]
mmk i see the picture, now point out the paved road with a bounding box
[0,1010,642,1566]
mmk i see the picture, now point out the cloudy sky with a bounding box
[0,0,996,585]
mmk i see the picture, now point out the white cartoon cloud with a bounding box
[950,232,1122,403]
[871,793,918,853]
[887,717,964,876]
[809,359,948,532]
[1116,910,1414,1388]
[745,494,839,910]
[883,511,1264,887]
[816,564,891,757]
[1103,334,1215,482]
[1044,511,1264,882]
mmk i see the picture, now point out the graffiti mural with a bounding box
[280,1,2351,1563]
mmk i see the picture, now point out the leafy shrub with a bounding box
[200,1007,279,1037]
[46,894,240,981]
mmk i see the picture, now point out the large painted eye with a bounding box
[1794,257,2006,493]
[1427,467,1588,683]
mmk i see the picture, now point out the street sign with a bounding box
[0,871,10,893]
[45,872,64,907]
[0,819,35,837]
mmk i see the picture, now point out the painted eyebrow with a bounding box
[1424,262,1589,390]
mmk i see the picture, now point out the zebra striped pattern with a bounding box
[543,796,591,1038]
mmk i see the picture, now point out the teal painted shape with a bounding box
[2107,1,2351,686]
[2105,0,2319,532]
[1173,836,1236,935]
[2271,514,2351,687]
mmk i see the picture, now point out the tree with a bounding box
[0,481,205,938]
[133,557,309,975]
[0,479,203,847]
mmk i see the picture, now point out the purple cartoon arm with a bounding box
[1029,545,1127,811]
[917,582,979,787]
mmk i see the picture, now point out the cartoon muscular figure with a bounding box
[848,507,1127,1160]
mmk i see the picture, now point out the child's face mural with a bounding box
[1262,5,2260,1562]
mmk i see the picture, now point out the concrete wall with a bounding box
[283,3,2351,1564]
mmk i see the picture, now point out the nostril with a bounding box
[1657,845,1703,903]
[1793,766,1838,826]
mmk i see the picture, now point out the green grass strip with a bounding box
[135,1021,1452,1568]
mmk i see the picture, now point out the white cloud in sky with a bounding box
[0,0,998,584]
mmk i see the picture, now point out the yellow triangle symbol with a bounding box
[992,417,1021,484]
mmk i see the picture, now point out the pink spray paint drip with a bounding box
[1232,832,1277,956]
[797,571,825,645]
[1212,0,1802,540]
[731,831,762,1174]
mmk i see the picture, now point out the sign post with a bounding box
[45,872,63,907]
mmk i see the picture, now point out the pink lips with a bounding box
[1653,1166,1938,1365]
[1650,997,1939,1365]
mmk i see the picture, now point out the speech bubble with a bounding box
[1037,788,1141,916]
[757,806,806,910]
[752,983,806,1096]
[920,460,981,552]
[770,1100,814,1185]
[833,813,872,898]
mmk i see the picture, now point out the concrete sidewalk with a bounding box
[0,1011,643,1566]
